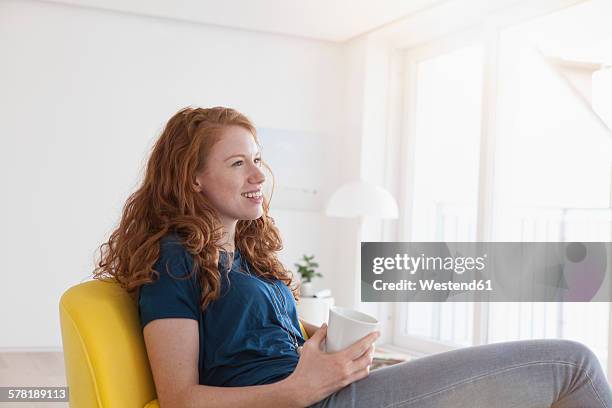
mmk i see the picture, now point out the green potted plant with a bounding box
[294,254,322,297]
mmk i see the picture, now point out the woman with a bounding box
[94,106,612,408]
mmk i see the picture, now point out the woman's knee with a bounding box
[547,339,600,367]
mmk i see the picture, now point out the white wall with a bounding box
[0,0,349,350]
[335,35,397,343]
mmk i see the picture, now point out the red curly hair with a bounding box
[93,106,300,312]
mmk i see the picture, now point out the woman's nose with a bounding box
[249,163,266,184]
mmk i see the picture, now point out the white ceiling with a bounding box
[526,0,612,64]
[43,0,444,42]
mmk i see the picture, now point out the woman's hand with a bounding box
[283,323,380,407]
[299,318,320,339]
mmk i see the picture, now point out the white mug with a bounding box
[325,306,379,353]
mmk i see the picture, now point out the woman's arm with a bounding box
[144,318,302,408]
[299,318,321,339]
[183,379,301,408]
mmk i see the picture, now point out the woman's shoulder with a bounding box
[160,232,183,246]
[155,233,195,276]
[158,232,190,255]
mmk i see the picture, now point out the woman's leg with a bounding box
[309,339,612,408]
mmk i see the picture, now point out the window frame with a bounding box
[388,0,612,380]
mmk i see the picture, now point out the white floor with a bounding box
[0,352,68,408]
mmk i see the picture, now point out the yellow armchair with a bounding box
[59,279,309,408]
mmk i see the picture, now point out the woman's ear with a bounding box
[193,178,203,193]
[193,170,205,193]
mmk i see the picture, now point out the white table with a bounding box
[296,296,335,327]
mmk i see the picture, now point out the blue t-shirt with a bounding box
[138,234,305,387]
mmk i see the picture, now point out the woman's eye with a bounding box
[233,158,261,167]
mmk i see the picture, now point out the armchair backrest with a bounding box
[59,279,157,408]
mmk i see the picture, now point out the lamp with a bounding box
[325,180,399,310]
[325,180,399,219]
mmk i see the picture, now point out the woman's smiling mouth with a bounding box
[241,190,263,203]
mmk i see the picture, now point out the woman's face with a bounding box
[194,125,266,225]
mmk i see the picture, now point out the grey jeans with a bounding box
[308,339,612,408]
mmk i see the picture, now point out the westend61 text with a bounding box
[373,279,493,291]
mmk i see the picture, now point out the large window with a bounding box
[399,43,483,352]
[394,0,612,378]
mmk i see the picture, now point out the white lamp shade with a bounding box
[325,180,399,219]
